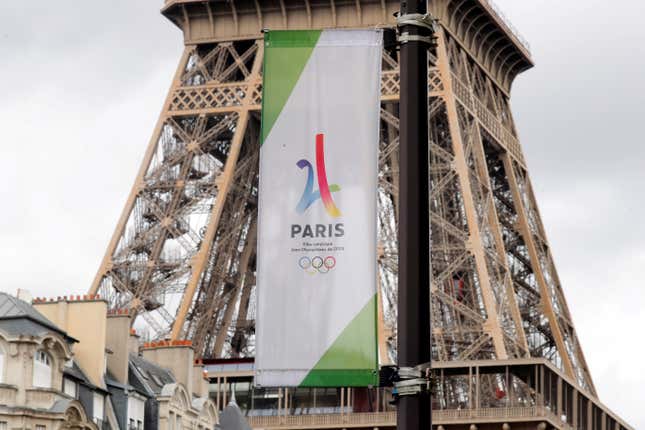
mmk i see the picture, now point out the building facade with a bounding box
[0,292,99,429]
[0,292,218,430]
[102,311,218,430]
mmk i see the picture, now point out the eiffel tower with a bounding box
[89,1,632,428]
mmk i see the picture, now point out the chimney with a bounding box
[34,295,107,388]
[142,341,194,396]
[192,359,209,398]
[128,328,140,355]
[105,310,131,385]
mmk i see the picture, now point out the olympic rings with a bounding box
[298,256,337,274]
[299,257,312,269]
[312,256,324,269]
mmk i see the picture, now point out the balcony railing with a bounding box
[248,411,395,428]
[247,407,568,428]
[478,0,531,54]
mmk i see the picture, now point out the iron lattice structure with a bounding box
[90,0,596,397]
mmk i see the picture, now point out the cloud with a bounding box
[497,0,645,426]
[0,0,181,294]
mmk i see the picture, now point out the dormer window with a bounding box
[33,350,52,388]
[93,392,105,425]
[63,377,78,398]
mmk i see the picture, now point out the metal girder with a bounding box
[436,32,510,360]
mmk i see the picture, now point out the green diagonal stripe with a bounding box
[300,295,378,387]
[260,30,322,145]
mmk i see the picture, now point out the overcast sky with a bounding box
[0,0,643,427]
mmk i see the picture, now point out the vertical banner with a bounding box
[256,29,382,387]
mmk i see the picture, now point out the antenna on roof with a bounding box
[16,289,32,303]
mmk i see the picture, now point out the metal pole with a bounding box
[397,0,432,429]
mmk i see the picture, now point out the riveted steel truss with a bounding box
[91,0,595,400]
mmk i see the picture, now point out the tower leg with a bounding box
[436,30,509,360]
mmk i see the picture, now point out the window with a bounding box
[169,412,175,430]
[33,350,52,388]
[127,395,145,428]
[35,426,46,430]
[0,422,7,430]
[176,415,182,430]
[63,378,77,398]
[128,416,143,430]
[0,347,4,383]
[151,374,164,387]
[134,364,148,380]
[93,392,105,423]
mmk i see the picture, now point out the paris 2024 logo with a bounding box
[293,133,343,275]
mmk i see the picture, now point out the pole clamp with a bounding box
[380,363,434,403]
[398,33,436,45]
[396,13,438,32]
[395,13,439,46]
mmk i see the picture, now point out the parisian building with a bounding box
[0,292,218,430]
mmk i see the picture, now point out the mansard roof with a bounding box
[128,353,176,396]
[0,292,76,342]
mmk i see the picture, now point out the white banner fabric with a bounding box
[256,29,383,387]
